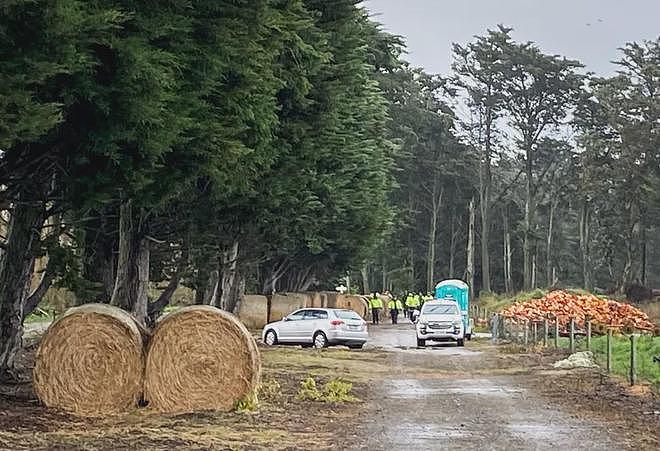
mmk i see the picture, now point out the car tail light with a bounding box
[330,319,344,326]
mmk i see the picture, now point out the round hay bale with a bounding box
[33,303,145,416]
[144,305,260,413]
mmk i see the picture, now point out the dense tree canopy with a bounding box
[1,2,658,378]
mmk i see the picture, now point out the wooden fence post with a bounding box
[586,320,592,351]
[630,334,637,386]
[543,318,549,347]
[524,320,529,347]
[569,317,575,353]
[554,316,559,348]
[606,329,612,373]
[532,322,538,344]
[491,313,498,342]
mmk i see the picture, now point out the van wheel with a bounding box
[313,332,328,349]
[417,338,426,347]
[457,339,465,347]
[264,329,278,346]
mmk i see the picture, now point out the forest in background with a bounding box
[0,0,658,378]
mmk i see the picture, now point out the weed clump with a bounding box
[296,376,359,403]
[322,379,358,402]
[296,376,322,401]
[259,378,282,401]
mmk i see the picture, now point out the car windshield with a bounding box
[335,310,361,320]
[422,304,458,315]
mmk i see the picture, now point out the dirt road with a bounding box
[354,323,652,450]
[2,322,657,450]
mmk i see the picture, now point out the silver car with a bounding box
[262,308,368,349]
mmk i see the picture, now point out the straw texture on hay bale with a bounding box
[235,295,268,329]
[144,305,260,413]
[269,293,306,321]
[33,303,145,416]
[337,295,369,317]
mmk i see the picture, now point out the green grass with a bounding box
[24,308,54,324]
[554,334,660,389]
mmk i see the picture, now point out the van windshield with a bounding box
[422,304,458,315]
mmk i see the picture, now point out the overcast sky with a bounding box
[363,0,660,76]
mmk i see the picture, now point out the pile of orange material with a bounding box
[499,290,654,331]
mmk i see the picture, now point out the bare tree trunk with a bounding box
[218,240,239,310]
[523,149,535,290]
[147,269,182,325]
[23,258,56,316]
[194,254,219,305]
[82,210,117,302]
[479,153,492,293]
[449,215,456,278]
[531,252,537,289]
[226,270,245,314]
[426,187,442,293]
[546,200,556,287]
[579,202,593,291]
[0,200,46,378]
[110,200,150,325]
[641,226,647,286]
[262,258,290,295]
[205,269,219,306]
[361,265,370,294]
[467,197,475,300]
[503,207,513,293]
[620,200,640,293]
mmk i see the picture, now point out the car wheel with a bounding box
[457,338,465,347]
[313,332,328,349]
[264,329,278,346]
[348,344,364,350]
[417,338,426,347]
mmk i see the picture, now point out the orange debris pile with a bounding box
[499,290,654,331]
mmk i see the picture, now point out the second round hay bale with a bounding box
[144,305,260,413]
[33,303,145,416]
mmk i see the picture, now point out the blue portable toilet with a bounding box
[435,279,472,339]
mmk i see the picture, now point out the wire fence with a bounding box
[481,310,658,387]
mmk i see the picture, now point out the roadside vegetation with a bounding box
[580,335,659,390]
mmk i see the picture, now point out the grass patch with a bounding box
[553,334,660,389]
[24,308,54,324]
[234,391,259,413]
[258,377,282,402]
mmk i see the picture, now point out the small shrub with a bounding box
[296,376,321,401]
[235,391,259,413]
[296,376,359,403]
[322,379,359,403]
